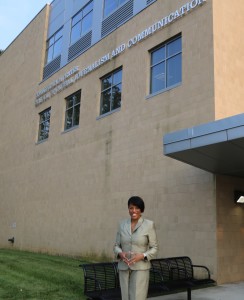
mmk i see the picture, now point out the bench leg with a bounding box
[187,288,191,300]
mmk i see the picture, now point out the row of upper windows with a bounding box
[38,35,181,143]
[46,0,131,64]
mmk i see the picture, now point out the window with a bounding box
[104,0,127,18]
[70,1,93,44]
[150,35,182,94]
[46,28,63,64]
[64,90,81,130]
[38,108,51,142]
[100,68,122,116]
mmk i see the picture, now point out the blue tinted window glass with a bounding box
[113,69,122,85]
[151,46,165,65]
[82,12,93,34]
[55,28,63,41]
[53,38,62,58]
[150,36,181,94]
[151,62,165,93]
[83,1,93,15]
[119,0,127,5]
[72,11,82,26]
[167,37,181,57]
[70,22,81,44]
[167,54,182,86]
[46,46,53,63]
[104,0,117,17]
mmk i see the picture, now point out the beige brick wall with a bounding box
[216,176,244,283]
[213,0,244,119]
[212,0,244,283]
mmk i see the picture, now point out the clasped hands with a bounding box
[119,251,144,266]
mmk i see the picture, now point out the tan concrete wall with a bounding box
[0,0,219,281]
[0,5,50,248]
[216,176,244,283]
[212,0,244,283]
[213,0,244,119]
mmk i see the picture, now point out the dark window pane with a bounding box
[73,104,80,126]
[101,90,111,114]
[100,68,122,115]
[73,94,81,105]
[151,62,165,93]
[102,76,112,90]
[38,108,51,142]
[64,91,81,130]
[167,54,182,87]
[65,108,73,130]
[67,98,74,108]
[112,84,121,110]
[39,123,49,140]
[42,110,50,121]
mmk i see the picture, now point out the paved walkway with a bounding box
[149,281,244,300]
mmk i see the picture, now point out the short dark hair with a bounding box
[128,196,145,212]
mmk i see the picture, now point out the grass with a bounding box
[0,248,94,300]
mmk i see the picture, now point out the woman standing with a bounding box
[114,196,158,300]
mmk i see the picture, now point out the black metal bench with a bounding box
[81,262,121,300]
[80,256,216,300]
[150,256,216,300]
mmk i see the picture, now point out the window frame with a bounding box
[70,1,93,45]
[45,27,63,64]
[37,107,51,143]
[64,90,81,131]
[149,34,182,96]
[103,0,128,18]
[99,67,122,117]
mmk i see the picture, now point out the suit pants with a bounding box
[119,269,149,300]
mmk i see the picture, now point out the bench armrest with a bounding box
[192,264,211,279]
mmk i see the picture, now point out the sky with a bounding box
[0,0,50,50]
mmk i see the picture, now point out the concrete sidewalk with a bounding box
[149,281,244,300]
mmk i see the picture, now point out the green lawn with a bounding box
[0,248,89,300]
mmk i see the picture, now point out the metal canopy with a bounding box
[163,113,244,178]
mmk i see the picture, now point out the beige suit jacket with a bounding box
[113,217,158,270]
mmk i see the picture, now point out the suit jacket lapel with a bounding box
[133,217,144,233]
[124,218,131,235]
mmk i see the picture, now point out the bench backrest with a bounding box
[150,258,171,283]
[81,262,120,293]
[166,256,194,280]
